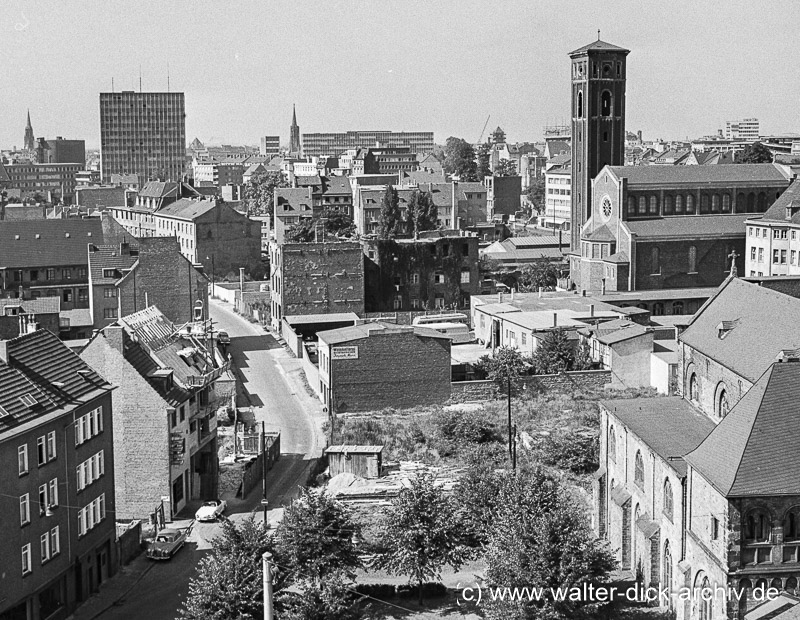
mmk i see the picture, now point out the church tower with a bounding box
[569,38,629,250]
[289,104,301,156]
[23,109,35,152]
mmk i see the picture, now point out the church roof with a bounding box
[680,277,800,382]
[583,225,616,242]
[626,214,751,239]
[685,358,800,497]
[757,177,800,224]
[606,163,790,186]
[569,39,630,56]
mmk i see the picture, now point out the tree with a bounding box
[245,169,287,216]
[179,516,272,620]
[517,262,560,292]
[284,222,316,243]
[320,209,355,238]
[454,460,506,546]
[371,473,469,604]
[572,339,593,371]
[736,141,773,164]
[526,176,546,215]
[531,328,574,375]
[495,159,517,177]
[273,488,362,585]
[407,190,438,238]
[483,468,616,620]
[377,186,402,239]
[476,141,491,180]
[443,137,477,181]
[474,346,531,388]
[276,570,360,620]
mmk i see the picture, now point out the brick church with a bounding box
[595,276,800,619]
[566,38,794,294]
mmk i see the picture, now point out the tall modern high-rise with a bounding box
[23,110,35,151]
[569,39,629,250]
[99,91,186,183]
[289,105,301,156]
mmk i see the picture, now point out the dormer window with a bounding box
[717,320,739,339]
[102,269,116,278]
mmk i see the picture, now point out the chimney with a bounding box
[590,304,595,317]
[538,286,543,298]
[104,324,125,354]
[499,292,504,303]
[120,242,130,255]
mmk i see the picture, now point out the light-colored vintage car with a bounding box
[146,528,189,560]
[195,499,227,522]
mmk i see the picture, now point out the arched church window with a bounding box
[601,91,612,117]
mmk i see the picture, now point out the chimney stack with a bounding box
[0,340,8,363]
[590,304,595,317]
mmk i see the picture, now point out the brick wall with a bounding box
[331,330,451,412]
[635,238,745,290]
[117,237,209,327]
[679,342,752,419]
[195,202,263,279]
[449,370,611,401]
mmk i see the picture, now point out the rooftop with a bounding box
[685,359,800,496]
[757,177,800,224]
[0,219,109,268]
[602,396,716,477]
[569,39,631,56]
[606,163,790,186]
[156,197,218,221]
[680,278,800,382]
[0,297,60,314]
[317,321,450,345]
[625,214,752,239]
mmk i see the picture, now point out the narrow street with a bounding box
[85,299,325,620]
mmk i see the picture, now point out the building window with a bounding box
[18,444,29,475]
[627,196,636,215]
[411,273,419,284]
[792,250,797,265]
[577,91,583,118]
[689,373,699,401]
[758,248,764,263]
[688,246,697,273]
[663,479,674,520]
[20,494,30,525]
[75,407,103,445]
[63,290,72,303]
[686,195,695,214]
[663,195,673,215]
[774,229,780,239]
[699,577,713,620]
[22,544,31,576]
[634,451,644,487]
[710,516,719,540]
[649,196,658,215]
[651,247,660,274]
[601,91,612,117]
[62,269,71,280]
[784,508,800,541]
[103,308,118,319]
[711,194,720,213]
[434,273,445,284]
[608,426,616,462]
[700,195,710,214]
[46,431,56,461]
[46,268,55,280]
[103,287,117,298]
[460,270,470,284]
[638,196,646,215]
[37,436,47,466]
[78,494,106,537]
[750,247,756,261]
[722,194,731,213]
[773,249,780,264]
[77,451,105,492]
[745,511,771,542]
[672,301,684,314]
[393,296,402,310]
[674,195,684,214]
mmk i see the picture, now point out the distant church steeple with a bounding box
[23,110,35,151]
[290,104,301,156]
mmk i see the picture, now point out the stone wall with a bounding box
[449,369,611,401]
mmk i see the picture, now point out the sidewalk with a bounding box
[68,554,154,620]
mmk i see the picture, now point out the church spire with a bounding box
[289,104,301,156]
[23,109,35,151]
[292,103,297,128]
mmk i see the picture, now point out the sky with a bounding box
[2,0,799,149]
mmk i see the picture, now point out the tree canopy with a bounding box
[407,189,439,238]
[483,467,616,620]
[517,262,560,292]
[736,141,773,164]
[531,328,574,375]
[474,346,531,388]
[495,159,517,177]
[476,141,491,180]
[371,473,469,603]
[526,176,546,215]
[245,169,288,216]
[378,186,403,239]
[443,137,478,181]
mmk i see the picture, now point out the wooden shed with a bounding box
[325,445,384,479]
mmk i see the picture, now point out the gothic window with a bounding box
[608,425,616,462]
[686,195,695,214]
[785,508,800,541]
[634,451,644,487]
[748,192,756,211]
[651,247,660,274]
[664,195,673,215]
[689,373,699,402]
[700,195,710,214]
[627,196,636,215]
[663,542,673,608]
[722,194,731,213]
[577,91,583,118]
[638,196,646,215]
[688,246,697,273]
[652,302,665,315]
[699,576,713,620]
[672,301,684,314]
[745,510,772,542]
[712,194,721,213]
[718,388,729,417]
[758,192,768,212]
[663,479,674,520]
[675,194,684,214]
[601,91,612,117]
[649,196,658,215]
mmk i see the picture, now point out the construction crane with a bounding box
[477,115,490,145]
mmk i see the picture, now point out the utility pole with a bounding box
[507,375,513,461]
[262,551,274,620]
[261,421,268,527]
[512,423,517,471]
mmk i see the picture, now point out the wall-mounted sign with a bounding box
[332,345,359,360]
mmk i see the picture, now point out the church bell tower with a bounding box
[569,37,629,250]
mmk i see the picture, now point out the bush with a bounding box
[534,429,599,474]
[433,409,502,445]
[355,582,448,600]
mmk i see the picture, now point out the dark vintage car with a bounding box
[217,331,230,346]
[146,528,189,560]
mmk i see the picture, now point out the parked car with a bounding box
[195,499,227,522]
[217,331,230,345]
[146,528,189,560]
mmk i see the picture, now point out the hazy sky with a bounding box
[2,0,799,149]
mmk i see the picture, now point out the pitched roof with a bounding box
[0,329,111,432]
[157,198,217,220]
[680,277,800,382]
[606,163,790,186]
[685,360,800,496]
[758,177,800,224]
[139,181,180,199]
[602,397,716,477]
[322,175,351,195]
[625,214,751,239]
[317,321,450,345]
[569,39,630,56]
[0,219,107,268]
[0,297,60,314]
[88,243,139,285]
[584,225,616,242]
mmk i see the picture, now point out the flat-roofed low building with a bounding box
[317,322,451,413]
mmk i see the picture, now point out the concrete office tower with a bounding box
[99,91,186,184]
